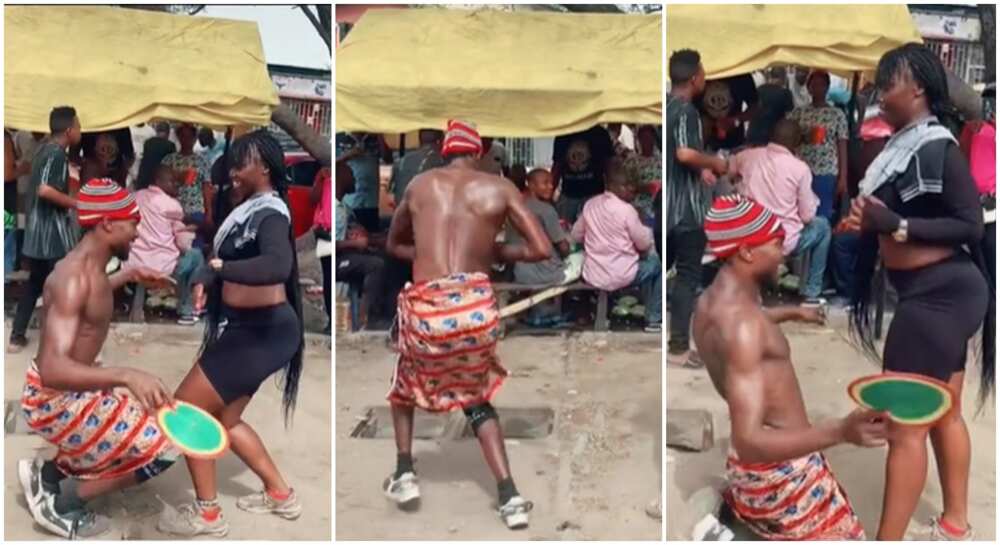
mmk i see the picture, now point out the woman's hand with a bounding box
[209,258,223,271]
[193,283,207,313]
[858,196,901,234]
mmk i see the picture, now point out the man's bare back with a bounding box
[388,159,550,283]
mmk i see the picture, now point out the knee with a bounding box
[889,423,930,447]
[462,402,498,435]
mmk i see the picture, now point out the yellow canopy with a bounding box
[336,8,662,137]
[4,6,280,132]
[665,4,922,79]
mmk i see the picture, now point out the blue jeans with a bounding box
[793,217,832,298]
[4,229,16,276]
[631,251,662,324]
[172,249,205,316]
[831,231,860,299]
[812,174,837,222]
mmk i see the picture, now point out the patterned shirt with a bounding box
[22,143,79,260]
[789,104,848,176]
[666,94,713,231]
[162,151,210,215]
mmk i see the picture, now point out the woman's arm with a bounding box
[862,146,983,244]
[217,214,293,285]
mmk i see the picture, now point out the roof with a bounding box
[666,4,923,79]
[336,7,661,136]
[4,6,280,132]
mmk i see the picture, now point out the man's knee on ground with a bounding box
[463,402,498,435]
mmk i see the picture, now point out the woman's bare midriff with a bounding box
[879,235,956,271]
[222,283,286,308]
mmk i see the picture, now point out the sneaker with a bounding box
[236,489,303,520]
[800,297,827,308]
[644,323,662,333]
[928,516,973,541]
[498,495,533,529]
[33,491,111,539]
[645,497,662,520]
[17,458,45,509]
[156,502,230,537]
[7,334,27,354]
[177,315,199,326]
[382,472,420,507]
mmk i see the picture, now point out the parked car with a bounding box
[285,152,321,239]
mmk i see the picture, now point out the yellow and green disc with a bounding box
[157,401,229,459]
[848,373,955,426]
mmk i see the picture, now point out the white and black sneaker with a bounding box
[499,495,533,529]
[33,491,111,539]
[382,471,420,507]
[17,458,46,511]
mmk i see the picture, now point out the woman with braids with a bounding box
[157,129,305,537]
[844,43,993,540]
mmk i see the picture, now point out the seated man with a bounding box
[730,119,831,306]
[18,178,177,539]
[506,168,582,325]
[693,195,889,540]
[336,161,389,330]
[571,164,661,332]
[124,165,204,324]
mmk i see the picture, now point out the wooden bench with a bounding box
[492,281,611,331]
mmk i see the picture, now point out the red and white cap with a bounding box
[441,119,483,158]
[704,194,784,259]
[76,178,141,227]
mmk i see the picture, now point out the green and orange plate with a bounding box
[848,373,956,426]
[157,401,229,459]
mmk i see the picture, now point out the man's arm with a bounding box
[498,183,552,263]
[798,166,818,224]
[37,276,132,391]
[762,305,822,324]
[676,148,727,174]
[386,189,416,261]
[726,317,846,464]
[836,138,848,198]
[36,152,76,209]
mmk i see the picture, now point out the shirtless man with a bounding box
[384,120,550,529]
[17,178,177,539]
[691,195,889,540]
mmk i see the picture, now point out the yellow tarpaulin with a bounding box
[4,6,280,132]
[336,8,662,137]
[665,4,922,79]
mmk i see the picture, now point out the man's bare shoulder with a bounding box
[44,257,91,308]
[705,300,767,362]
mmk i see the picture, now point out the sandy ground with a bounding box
[665,308,996,541]
[3,322,332,540]
[335,331,662,540]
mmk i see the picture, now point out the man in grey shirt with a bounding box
[507,169,572,285]
[388,129,444,206]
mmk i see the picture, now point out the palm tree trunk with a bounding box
[271,103,331,166]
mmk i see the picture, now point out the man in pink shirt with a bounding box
[729,119,831,305]
[571,165,661,332]
[123,164,204,324]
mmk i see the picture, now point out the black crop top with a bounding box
[870,143,983,247]
[197,212,294,286]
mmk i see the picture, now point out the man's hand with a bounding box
[796,306,826,325]
[839,408,890,447]
[122,369,173,412]
[701,169,718,186]
[131,267,177,290]
[836,174,848,199]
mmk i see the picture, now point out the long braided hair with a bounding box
[200,129,305,424]
[851,44,995,405]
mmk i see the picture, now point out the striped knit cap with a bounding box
[704,194,784,259]
[77,178,140,228]
[441,119,483,158]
